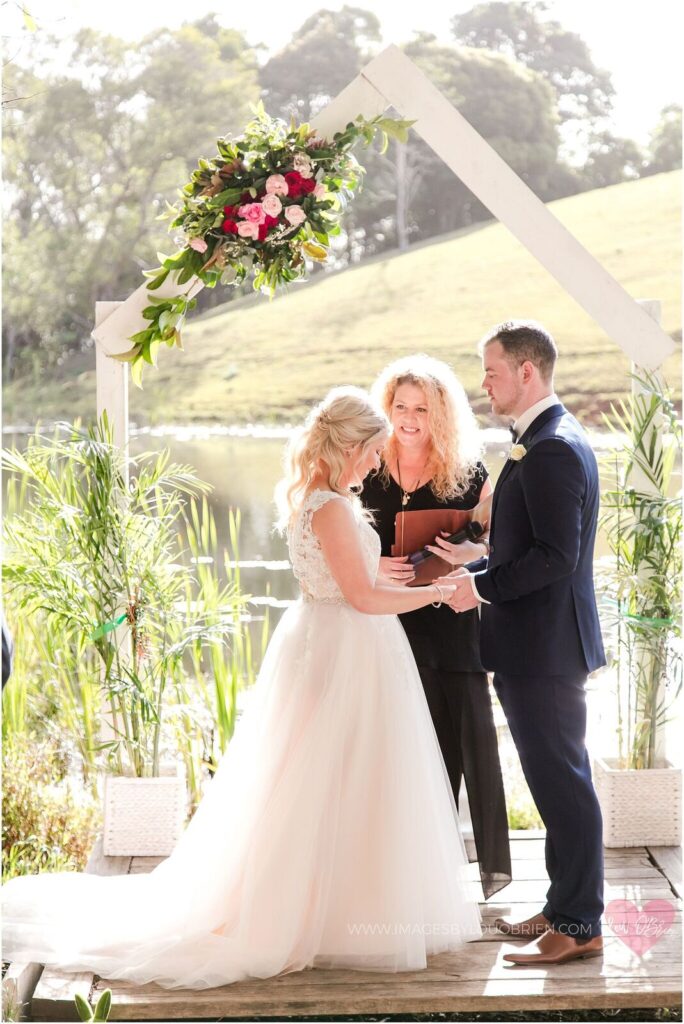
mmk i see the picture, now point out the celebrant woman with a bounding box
[361,355,512,899]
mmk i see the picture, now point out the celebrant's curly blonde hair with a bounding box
[371,354,483,501]
[275,386,389,530]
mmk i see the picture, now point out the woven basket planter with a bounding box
[594,756,682,848]
[103,765,187,856]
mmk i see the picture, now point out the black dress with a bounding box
[360,464,512,900]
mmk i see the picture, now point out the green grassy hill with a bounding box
[6,170,681,427]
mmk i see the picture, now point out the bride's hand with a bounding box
[434,567,469,583]
[425,533,486,566]
[378,555,416,585]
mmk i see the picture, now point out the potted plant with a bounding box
[596,370,682,847]
[3,416,243,855]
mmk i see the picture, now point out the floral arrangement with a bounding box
[118,103,413,385]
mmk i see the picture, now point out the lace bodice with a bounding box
[288,489,381,604]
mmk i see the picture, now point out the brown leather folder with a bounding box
[391,494,492,587]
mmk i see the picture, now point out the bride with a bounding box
[2,386,482,990]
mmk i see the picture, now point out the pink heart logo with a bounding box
[605,899,675,956]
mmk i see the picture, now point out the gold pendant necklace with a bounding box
[397,454,430,507]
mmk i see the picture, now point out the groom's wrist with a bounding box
[470,573,490,605]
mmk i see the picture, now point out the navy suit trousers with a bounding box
[493,672,604,937]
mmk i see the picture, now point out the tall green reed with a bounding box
[2,417,251,785]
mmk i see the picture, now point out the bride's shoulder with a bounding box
[303,488,352,517]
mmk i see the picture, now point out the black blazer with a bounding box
[475,403,606,676]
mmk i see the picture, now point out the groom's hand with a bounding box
[436,571,480,613]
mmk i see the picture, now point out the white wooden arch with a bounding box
[91,44,676,447]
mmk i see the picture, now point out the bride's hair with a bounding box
[371,354,483,501]
[275,386,389,531]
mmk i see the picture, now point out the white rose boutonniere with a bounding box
[510,443,527,462]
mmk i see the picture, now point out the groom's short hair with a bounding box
[479,321,558,382]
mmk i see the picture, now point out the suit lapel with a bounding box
[491,403,566,517]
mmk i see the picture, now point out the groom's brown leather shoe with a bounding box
[503,929,603,965]
[494,911,552,937]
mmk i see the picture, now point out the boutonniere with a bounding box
[509,443,527,462]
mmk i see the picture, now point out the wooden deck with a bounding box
[25,832,682,1020]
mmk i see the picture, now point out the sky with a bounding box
[9,0,681,145]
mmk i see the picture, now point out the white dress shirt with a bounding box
[469,394,559,604]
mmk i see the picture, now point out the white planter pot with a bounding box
[594,756,682,848]
[103,764,187,856]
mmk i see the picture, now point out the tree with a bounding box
[645,105,682,175]
[2,20,260,379]
[582,130,644,189]
[260,7,382,122]
[397,36,561,240]
[451,1,615,129]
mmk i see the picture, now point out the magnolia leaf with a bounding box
[22,6,37,31]
[302,240,328,261]
[145,268,170,291]
[149,338,162,366]
[109,345,142,363]
[131,356,145,389]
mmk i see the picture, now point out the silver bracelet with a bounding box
[431,583,445,608]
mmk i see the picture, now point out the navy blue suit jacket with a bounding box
[475,404,606,676]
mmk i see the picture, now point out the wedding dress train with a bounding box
[2,489,481,989]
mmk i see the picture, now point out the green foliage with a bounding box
[451,1,615,126]
[74,988,112,1023]
[2,734,101,881]
[260,6,382,122]
[582,130,644,189]
[646,104,682,175]
[599,371,682,770]
[2,415,246,778]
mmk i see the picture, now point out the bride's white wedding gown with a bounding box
[2,489,481,990]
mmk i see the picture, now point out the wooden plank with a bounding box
[1,961,44,1022]
[648,845,683,899]
[31,970,93,1022]
[483,880,675,905]
[30,833,683,1021]
[94,974,683,1019]
[469,860,662,882]
[85,836,132,877]
[128,855,165,875]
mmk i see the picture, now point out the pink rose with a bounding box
[238,202,266,224]
[313,182,326,199]
[237,220,259,239]
[261,193,282,217]
[188,237,208,253]
[265,174,288,196]
[284,204,307,226]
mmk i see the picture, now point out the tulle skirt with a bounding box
[2,600,482,990]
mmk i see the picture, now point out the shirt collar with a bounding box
[513,394,559,440]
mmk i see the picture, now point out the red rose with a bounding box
[258,215,280,241]
[240,190,253,203]
[284,171,304,198]
[223,204,238,217]
[222,219,238,234]
[300,177,316,195]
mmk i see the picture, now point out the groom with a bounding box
[443,320,606,965]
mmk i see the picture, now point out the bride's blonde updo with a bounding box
[275,386,389,530]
